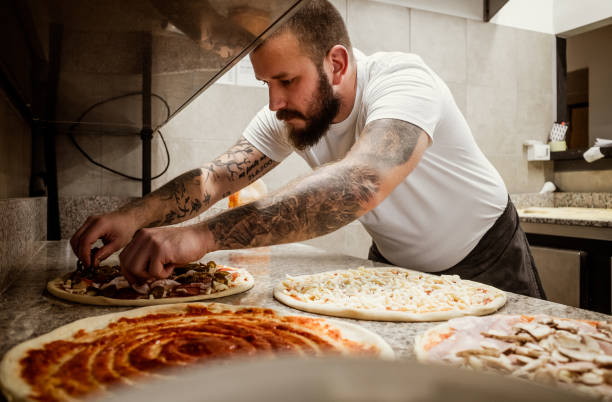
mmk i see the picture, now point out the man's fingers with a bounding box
[147,248,174,279]
[92,241,121,267]
[78,224,107,267]
[119,236,151,283]
[70,216,95,256]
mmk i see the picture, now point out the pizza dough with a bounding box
[274,267,506,321]
[47,261,254,306]
[0,302,394,401]
[415,314,612,399]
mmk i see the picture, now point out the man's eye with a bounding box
[281,79,293,86]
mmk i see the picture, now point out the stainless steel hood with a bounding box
[29,0,306,134]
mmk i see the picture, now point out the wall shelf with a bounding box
[551,148,612,172]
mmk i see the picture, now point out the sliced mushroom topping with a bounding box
[558,347,602,362]
[456,348,501,358]
[551,349,570,363]
[512,354,536,365]
[552,319,579,334]
[553,331,584,350]
[579,371,604,386]
[482,330,533,343]
[555,361,598,372]
[594,354,612,366]
[582,334,603,354]
[478,355,514,373]
[590,331,612,344]
[514,322,554,340]
[466,355,484,370]
[513,345,543,358]
[514,356,549,376]
[479,340,504,352]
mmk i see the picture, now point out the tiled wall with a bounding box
[0,91,31,199]
[0,197,46,294]
[52,0,560,259]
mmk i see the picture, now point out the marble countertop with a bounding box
[1,241,610,361]
[517,207,612,228]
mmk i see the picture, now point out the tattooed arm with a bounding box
[203,119,431,250]
[125,137,278,228]
[118,119,430,282]
[70,137,278,268]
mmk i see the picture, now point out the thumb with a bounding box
[92,241,121,267]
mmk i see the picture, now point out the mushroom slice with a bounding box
[466,355,484,370]
[514,322,554,340]
[552,319,579,333]
[590,331,612,344]
[512,354,536,365]
[513,356,548,377]
[556,361,598,372]
[456,348,501,358]
[558,347,601,362]
[478,355,514,373]
[579,371,604,386]
[482,330,533,343]
[553,331,584,350]
[551,349,570,363]
[514,345,543,358]
[594,354,612,366]
[582,334,603,354]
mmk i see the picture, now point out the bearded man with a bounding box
[71,0,545,298]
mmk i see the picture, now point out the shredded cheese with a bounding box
[280,267,504,314]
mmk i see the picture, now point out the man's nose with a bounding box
[268,86,287,112]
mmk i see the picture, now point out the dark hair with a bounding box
[269,0,353,66]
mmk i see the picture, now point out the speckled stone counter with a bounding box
[1,241,610,362]
[512,192,612,230]
[0,197,46,294]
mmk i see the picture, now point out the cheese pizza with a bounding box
[415,314,612,399]
[274,267,506,321]
[0,302,394,401]
[47,260,254,306]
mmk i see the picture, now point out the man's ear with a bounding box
[327,45,349,86]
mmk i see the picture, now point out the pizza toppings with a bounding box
[416,314,612,399]
[59,260,242,300]
[4,303,390,401]
[275,267,506,321]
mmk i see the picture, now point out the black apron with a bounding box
[368,196,546,299]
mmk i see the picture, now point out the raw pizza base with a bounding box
[46,268,254,306]
[0,302,394,402]
[274,267,506,322]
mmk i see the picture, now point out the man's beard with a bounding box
[276,67,341,150]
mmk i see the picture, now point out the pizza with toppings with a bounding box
[47,259,254,306]
[0,302,394,401]
[274,267,506,321]
[415,314,612,399]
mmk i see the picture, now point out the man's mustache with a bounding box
[276,109,306,121]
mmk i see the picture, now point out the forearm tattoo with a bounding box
[206,119,423,250]
[207,164,380,249]
[137,138,276,227]
[146,169,205,227]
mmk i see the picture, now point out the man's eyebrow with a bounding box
[254,72,290,81]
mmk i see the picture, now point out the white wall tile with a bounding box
[410,9,467,84]
[466,20,517,90]
[347,0,411,55]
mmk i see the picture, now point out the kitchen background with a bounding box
[1,0,611,264]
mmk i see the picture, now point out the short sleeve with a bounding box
[363,57,442,141]
[242,106,294,162]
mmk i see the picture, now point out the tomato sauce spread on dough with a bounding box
[19,305,378,401]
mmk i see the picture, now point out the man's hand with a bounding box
[118,226,210,283]
[70,212,139,268]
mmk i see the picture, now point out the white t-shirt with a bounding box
[243,50,508,272]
